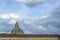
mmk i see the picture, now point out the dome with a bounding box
[11,22,24,34]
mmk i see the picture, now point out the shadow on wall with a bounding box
[58,38,60,40]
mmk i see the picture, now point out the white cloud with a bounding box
[0,13,23,24]
[24,21,31,24]
[33,15,50,20]
[9,14,20,19]
[38,26,47,31]
[24,20,33,24]
[0,13,22,20]
[9,19,16,24]
[0,14,9,19]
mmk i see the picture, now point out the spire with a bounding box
[11,22,24,34]
[15,22,19,29]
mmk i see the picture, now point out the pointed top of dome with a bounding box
[16,22,18,24]
[15,22,19,29]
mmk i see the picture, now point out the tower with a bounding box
[11,22,24,34]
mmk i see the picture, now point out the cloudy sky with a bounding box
[0,0,60,34]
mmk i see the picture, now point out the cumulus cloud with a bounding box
[0,14,9,19]
[0,13,23,24]
[0,13,20,19]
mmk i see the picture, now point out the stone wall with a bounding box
[0,37,59,40]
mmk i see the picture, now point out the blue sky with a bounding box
[0,0,60,34]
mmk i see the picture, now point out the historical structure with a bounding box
[0,22,60,40]
[11,22,24,34]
